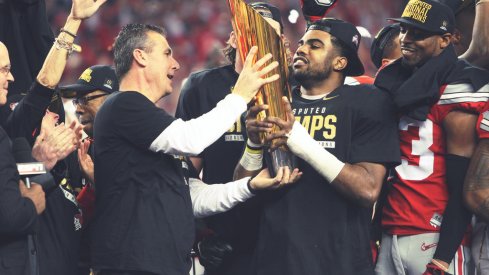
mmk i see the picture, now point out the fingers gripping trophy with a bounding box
[227,0,296,176]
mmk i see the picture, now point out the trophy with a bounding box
[227,0,296,176]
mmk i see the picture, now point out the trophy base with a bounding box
[264,146,297,178]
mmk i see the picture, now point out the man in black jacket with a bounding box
[0,41,46,275]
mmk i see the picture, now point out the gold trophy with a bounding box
[227,0,296,176]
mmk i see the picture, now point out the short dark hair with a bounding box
[113,23,166,80]
[330,36,352,74]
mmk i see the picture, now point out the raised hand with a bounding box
[78,139,94,184]
[233,46,280,103]
[32,114,82,170]
[70,0,108,20]
[249,166,302,191]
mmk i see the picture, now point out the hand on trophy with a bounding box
[245,104,274,145]
[249,166,302,190]
[264,96,295,150]
[233,46,280,103]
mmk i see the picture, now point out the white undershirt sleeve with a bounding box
[149,93,246,155]
[287,121,345,183]
[190,177,253,218]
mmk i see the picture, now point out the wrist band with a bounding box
[431,259,449,272]
[60,28,77,39]
[246,177,258,195]
[239,140,263,171]
[247,139,262,149]
[287,121,345,183]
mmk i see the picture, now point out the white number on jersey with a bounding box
[396,118,434,181]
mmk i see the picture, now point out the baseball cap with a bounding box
[59,65,119,98]
[370,24,401,68]
[388,0,455,34]
[306,18,365,76]
[250,2,284,33]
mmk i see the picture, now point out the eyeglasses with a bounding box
[73,93,108,107]
[0,65,11,76]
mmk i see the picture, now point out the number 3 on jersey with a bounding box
[396,118,434,181]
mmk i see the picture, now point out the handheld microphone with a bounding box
[12,137,54,190]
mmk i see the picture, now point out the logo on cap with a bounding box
[401,0,432,23]
[441,20,448,31]
[79,68,93,83]
[352,34,359,47]
[104,79,113,90]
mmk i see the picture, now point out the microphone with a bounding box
[12,137,54,190]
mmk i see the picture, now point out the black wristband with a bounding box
[60,28,76,39]
[247,177,259,195]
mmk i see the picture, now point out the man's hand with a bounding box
[70,0,108,20]
[422,262,452,275]
[233,46,280,103]
[264,96,295,150]
[33,115,83,170]
[78,139,94,184]
[245,104,273,145]
[249,166,302,191]
[19,181,46,215]
[197,235,233,271]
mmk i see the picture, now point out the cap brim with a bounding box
[59,83,97,98]
[386,17,443,34]
[346,54,365,77]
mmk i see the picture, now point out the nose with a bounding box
[172,57,180,71]
[7,71,14,82]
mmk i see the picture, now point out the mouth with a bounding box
[401,46,415,55]
[293,56,308,68]
[167,74,174,80]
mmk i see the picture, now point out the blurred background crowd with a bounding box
[45,0,403,114]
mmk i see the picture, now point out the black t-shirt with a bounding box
[91,92,195,275]
[176,65,243,184]
[251,85,400,275]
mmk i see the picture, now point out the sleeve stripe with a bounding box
[483,110,489,120]
[480,120,489,132]
[438,97,489,105]
[443,83,474,94]
[440,92,489,100]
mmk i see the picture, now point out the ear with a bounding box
[333,56,348,72]
[132,48,148,67]
[229,31,237,49]
[439,33,452,49]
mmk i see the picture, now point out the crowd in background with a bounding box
[45,0,401,114]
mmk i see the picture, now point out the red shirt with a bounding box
[383,83,489,235]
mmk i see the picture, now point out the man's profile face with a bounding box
[292,30,337,85]
[0,42,15,106]
[144,31,180,98]
[399,24,442,68]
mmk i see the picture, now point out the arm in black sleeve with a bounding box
[5,81,55,145]
[0,128,38,235]
[433,154,472,262]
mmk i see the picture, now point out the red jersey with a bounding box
[383,83,489,235]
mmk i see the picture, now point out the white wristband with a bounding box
[239,140,263,171]
[286,121,345,183]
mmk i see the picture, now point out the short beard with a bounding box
[293,68,330,90]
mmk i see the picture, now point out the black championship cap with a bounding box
[250,2,284,33]
[307,18,365,76]
[388,0,455,34]
[370,23,401,68]
[59,65,119,98]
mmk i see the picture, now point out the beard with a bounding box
[293,64,331,90]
